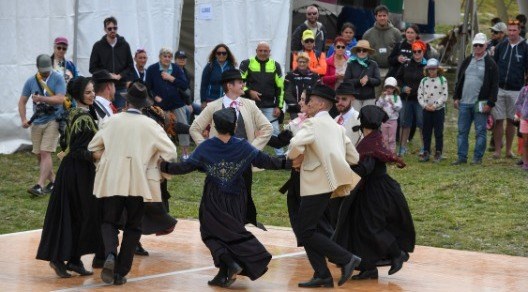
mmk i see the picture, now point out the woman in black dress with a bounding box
[160,108,289,288]
[333,105,415,280]
[36,77,103,278]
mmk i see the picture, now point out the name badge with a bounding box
[379,48,387,54]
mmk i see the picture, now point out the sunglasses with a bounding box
[335,45,346,49]
[508,19,520,25]
[216,51,228,56]
[491,31,501,34]
[106,26,118,31]
[307,12,317,16]
[412,50,422,54]
[56,46,67,51]
[297,60,307,64]
[304,39,315,43]
[473,44,484,48]
[356,48,369,53]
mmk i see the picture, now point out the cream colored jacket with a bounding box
[189,97,272,150]
[88,112,177,202]
[288,111,360,197]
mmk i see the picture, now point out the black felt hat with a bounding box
[358,105,389,130]
[121,82,152,108]
[92,69,119,83]
[335,82,359,96]
[221,69,243,82]
[213,107,237,134]
[308,84,337,103]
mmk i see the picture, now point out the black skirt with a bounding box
[36,155,103,262]
[199,177,271,281]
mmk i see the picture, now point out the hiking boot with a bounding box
[397,147,407,157]
[451,159,467,166]
[470,159,482,165]
[419,151,430,162]
[44,182,54,194]
[433,151,442,163]
[28,184,45,197]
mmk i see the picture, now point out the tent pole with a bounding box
[73,0,79,66]
[457,0,472,75]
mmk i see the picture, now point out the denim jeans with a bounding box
[260,107,284,155]
[457,103,487,161]
[422,108,445,153]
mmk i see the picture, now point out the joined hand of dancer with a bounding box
[292,154,304,171]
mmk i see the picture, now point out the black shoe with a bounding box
[298,277,334,288]
[451,159,467,165]
[225,261,242,287]
[44,182,54,194]
[49,261,72,278]
[92,257,105,269]
[101,254,116,284]
[207,271,227,287]
[135,242,149,256]
[114,273,127,285]
[28,184,45,197]
[66,261,93,276]
[351,269,378,280]
[516,159,524,166]
[470,159,482,165]
[338,255,361,286]
[388,251,406,275]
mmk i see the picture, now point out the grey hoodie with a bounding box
[363,22,402,69]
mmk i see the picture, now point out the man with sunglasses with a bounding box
[89,16,134,111]
[452,33,498,165]
[291,5,327,53]
[491,20,528,159]
[487,22,507,56]
[50,37,79,84]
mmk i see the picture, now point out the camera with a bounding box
[28,97,57,125]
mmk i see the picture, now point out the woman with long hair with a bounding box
[200,43,237,109]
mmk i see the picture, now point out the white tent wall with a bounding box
[194,0,291,101]
[0,0,183,154]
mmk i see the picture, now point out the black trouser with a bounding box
[294,193,352,279]
[100,196,145,276]
[422,108,445,153]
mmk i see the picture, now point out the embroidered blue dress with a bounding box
[161,136,287,280]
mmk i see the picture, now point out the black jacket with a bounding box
[291,22,327,53]
[284,69,319,108]
[387,40,432,78]
[454,54,499,107]
[396,59,426,102]
[344,59,381,100]
[89,35,134,88]
[493,39,528,91]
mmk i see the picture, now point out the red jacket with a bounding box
[322,54,348,89]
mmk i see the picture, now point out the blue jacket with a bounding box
[200,61,235,102]
[146,62,188,111]
[494,39,528,91]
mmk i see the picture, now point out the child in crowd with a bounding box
[418,58,448,162]
[376,77,402,154]
[515,83,528,170]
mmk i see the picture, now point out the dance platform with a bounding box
[2,219,527,291]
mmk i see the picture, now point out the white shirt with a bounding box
[222,95,242,116]
[94,95,114,124]
[337,107,359,125]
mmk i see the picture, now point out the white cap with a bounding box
[426,58,439,69]
[384,77,398,88]
[490,22,507,33]
[472,33,487,45]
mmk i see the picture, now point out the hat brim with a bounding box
[310,93,337,103]
[121,92,153,108]
[351,47,375,54]
[221,77,243,83]
[38,66,53,73]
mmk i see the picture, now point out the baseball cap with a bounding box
[175,50,187,59]
[54,36,68,45]
[490,22,507,33]
[36,54,53,73]
[472,33,487,45]
[302,29,315,41]
[425,58,439,69]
